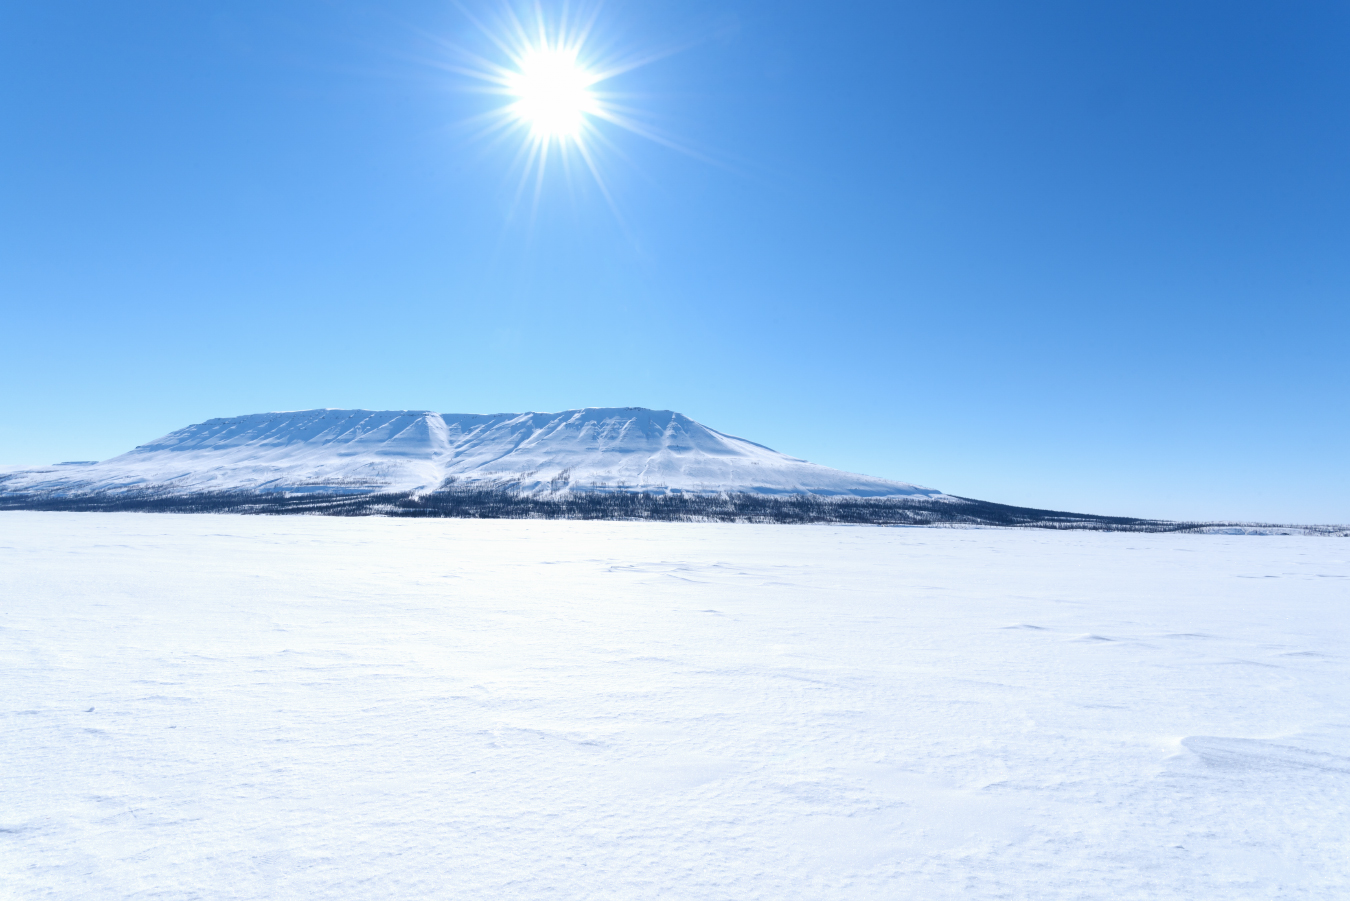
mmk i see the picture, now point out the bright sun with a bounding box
[507,47,597,140]
[450,6,687,215]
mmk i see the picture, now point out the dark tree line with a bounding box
[0,482,1223,531]
[6,477,1342,533]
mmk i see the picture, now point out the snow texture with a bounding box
[2,513,1347,899]
[0,408,940,499]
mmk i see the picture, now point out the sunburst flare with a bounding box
[444,3,690,218]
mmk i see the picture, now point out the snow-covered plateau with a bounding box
[0,407,941,499]
[3,512,1347,899]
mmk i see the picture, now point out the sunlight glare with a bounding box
[449,4,695,221]
[508,46,596,139]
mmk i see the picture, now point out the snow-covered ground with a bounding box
[0,408,940,498]
[2,513,1347,899]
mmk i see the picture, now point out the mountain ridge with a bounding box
[0,407,941,500]
[4,408,1344,533]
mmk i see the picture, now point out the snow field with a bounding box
[1,513,1347,899]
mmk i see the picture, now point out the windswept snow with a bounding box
[2,513,1347,899]
[0,408,940,499]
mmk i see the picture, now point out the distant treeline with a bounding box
[0,482,1219,531]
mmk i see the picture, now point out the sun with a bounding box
[445,3,693,217]
[507,46,597,140]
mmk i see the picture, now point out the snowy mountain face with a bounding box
[0,408,942,499]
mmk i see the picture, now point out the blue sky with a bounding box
[2,0,1347,522]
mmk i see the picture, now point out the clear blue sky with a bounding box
[2,1,1347,522]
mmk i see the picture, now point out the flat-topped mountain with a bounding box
[1,407,941,499]
[5,408,1332,532]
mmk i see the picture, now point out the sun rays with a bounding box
[443,2,689,221]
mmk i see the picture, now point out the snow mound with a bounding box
[0,408,941,499]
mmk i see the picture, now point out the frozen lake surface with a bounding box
[2,513,1347,899]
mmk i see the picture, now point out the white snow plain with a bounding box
[2,513,1347,899]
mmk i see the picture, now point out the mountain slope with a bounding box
[0,408,941,499]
